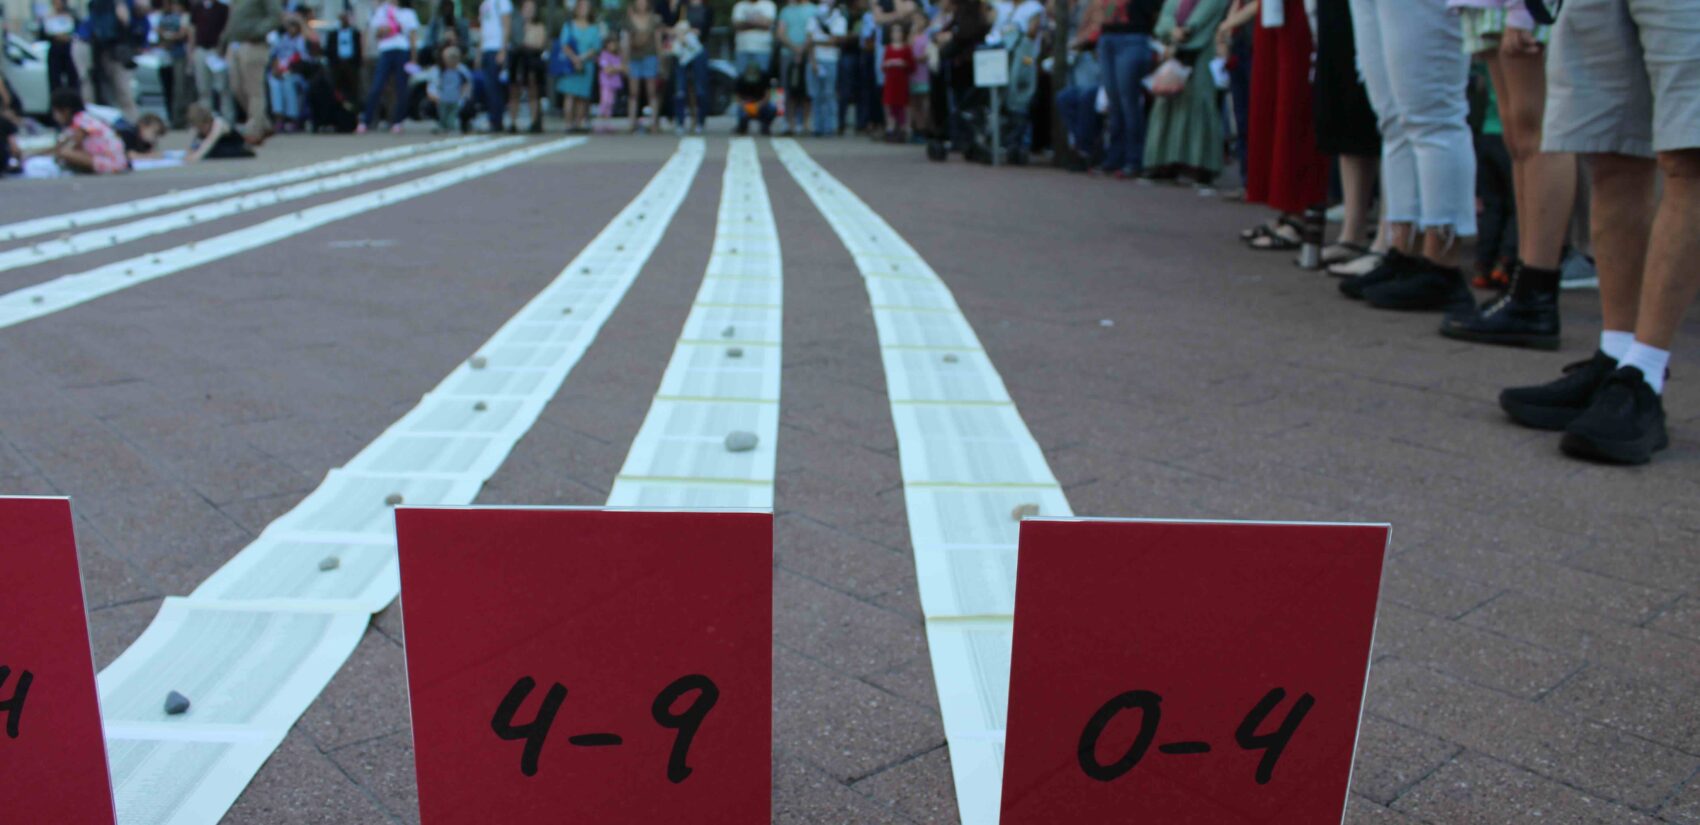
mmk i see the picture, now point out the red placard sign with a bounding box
[1000,519,1388,824]
[396,508,772,824]
[0,497,117,824]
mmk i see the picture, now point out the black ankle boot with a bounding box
[1439,264,1561,349]
[1363,258,1474,312]
[1339,249,1417,300]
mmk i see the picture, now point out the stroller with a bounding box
[954,27,1040,164]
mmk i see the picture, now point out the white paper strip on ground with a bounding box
[607,138,782,510]
[775,138,1070,825]
[0,138,476,243]
[0,137,522,273]
[0,137,585,331]
[99,139,706,825]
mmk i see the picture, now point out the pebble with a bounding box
[318,556,340,572]
[30,295,43,304]
[726,347,744,359]
[384,493,404,506]
[469,355,488,369]
[474,401,488,411]
[721,325,736,338]
[164,691,191,715]
[1100,319,1115,328]
[562,307,573,314]
[581,266,591,275]
[1011,503,1040,521]
[943,354,959,364]
[724,431,759,452]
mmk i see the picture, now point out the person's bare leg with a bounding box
[1337,154,1376,246]
[1500,46,1574,270]
[1588,153,1658,333]
[1421,226,1462,268]
[1387,222,1417,255]
[1631,149,1700,349]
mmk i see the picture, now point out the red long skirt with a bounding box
[1245,0,1330,215]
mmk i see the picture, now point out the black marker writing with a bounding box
[1234,688,1315,785]
[1076,688,1315,785]
[652,675,719,784]
[491,676,568,777]
[0,666,33,740]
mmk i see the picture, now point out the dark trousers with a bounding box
[481,49,507,128]
[363,50,410,126]
[1229,31,1252,178]
[1475,132,1518,270]
[1056,83,1100,163]
[48,43,79,91]
[673,55,710,127]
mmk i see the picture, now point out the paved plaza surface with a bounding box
[2,132,1698,824]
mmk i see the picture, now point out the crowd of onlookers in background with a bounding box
[1,0,1694,467]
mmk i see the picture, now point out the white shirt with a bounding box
[731,0,776,55]
[807,6,846,62]
[370,4,420,52]
[479,0,514,51]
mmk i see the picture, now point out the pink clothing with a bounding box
[1446,0,1535,31]
[909,37,929,87]
[71,112,128,174]
[596,51,624,118]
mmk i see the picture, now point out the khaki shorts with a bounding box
[1542,0,1700,157]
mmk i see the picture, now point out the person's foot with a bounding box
[1561,367,1669,465]
[528,121,543,134]
[1439,265,1561,350]
[390,123,404,134]
[1498,350,1619,431]
[1363,259,1473,312]
[355,123,369,134]
[507,124,519,134]
[1339,249,1416,299]
[692,124,703,135]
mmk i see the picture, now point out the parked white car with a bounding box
[2,30,165,120]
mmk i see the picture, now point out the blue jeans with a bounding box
[363,49,410,126]
[673,54,710,128]
[1097,32,1152,173]
[807,59,839,135]
[735,50,771,77]
[481,49,508,128]
[268,71,305,120]
[1057,83,1100,162]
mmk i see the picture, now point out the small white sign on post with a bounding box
[974,48,1009,88]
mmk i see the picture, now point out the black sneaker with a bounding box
[1339,249,1417,300]
[1439,265,1561,350]
[1364,260,1474,312]
[1498,350,1618,430]
[1561,367,1669,465]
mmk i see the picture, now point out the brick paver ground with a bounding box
[1,133,1696,823]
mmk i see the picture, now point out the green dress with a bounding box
[1141,0,1231,176]
[556,21,604,97]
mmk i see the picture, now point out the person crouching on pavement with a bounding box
[429,46,476,133]
[185,102,255,160]
[733,62,777,135]
[36,88,130,174]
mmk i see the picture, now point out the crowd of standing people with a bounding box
[2,0,1694,465]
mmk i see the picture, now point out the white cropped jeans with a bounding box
[1349,0,1478,237]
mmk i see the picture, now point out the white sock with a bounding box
[1600,330,1634,361]
[1620,342,1670,394]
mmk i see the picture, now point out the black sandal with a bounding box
[1249,223,1302,251]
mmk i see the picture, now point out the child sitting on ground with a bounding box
[36,89,129,174]
[119,113,169,160]
[427,45,475,134]
[185,103,255,162]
